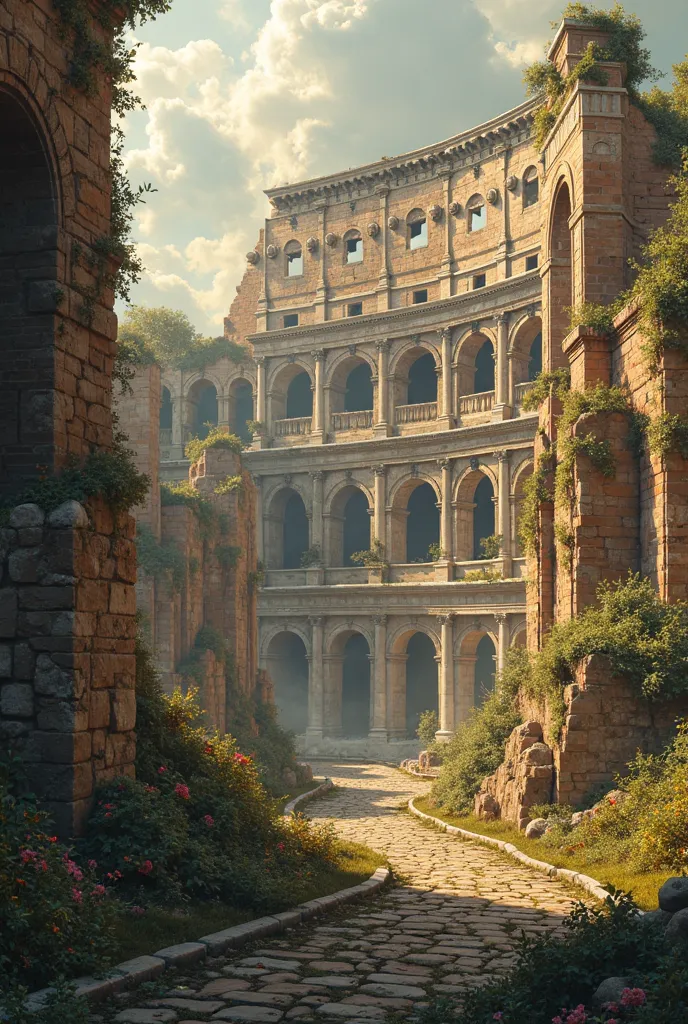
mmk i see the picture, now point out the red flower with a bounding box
[71,888,83,903]
[620,988,646,1008]
[138,859,153,876]
[92,884,106,898]
[88,859,98,869]
[158,765,167,774]
[175,783,190,800]
[203,814,214,827]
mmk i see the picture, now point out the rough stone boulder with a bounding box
[474,721,554,830]
[525,817,549,839]
[659,876,688,913]
[418,750,441,771]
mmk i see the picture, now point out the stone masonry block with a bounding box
[0,588,18,637]
[0,682,34,717]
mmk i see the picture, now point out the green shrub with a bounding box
[417,710,440,748]
[0,760,117,989]
[462,567,504,583]
[135,523,186,594]
[160,481,216,537]
[215,544,241,569]
[184,427,243,465]
[300,546,322,567]
[215,475,243,496]
[521,368,571,412]
[431,649,525,813]
[478,534,502,560]
[2,979,91,1024]
[350,540,388,567]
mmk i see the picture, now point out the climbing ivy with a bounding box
[521,369,570,412]
[184,428,243,466]
[135,523,186,594]
[554,384,630,501]
[518,448,556,558]
[646,412,688,459]
[160,482,216,538]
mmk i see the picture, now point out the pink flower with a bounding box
[19,849,37,863]
[144,784,158,793]
[88,859,98,869]
[130,905,145,916]
[203,814,214,827]
[277,842,285,852]
[38,860,48,873]
[175,783,190,800]
[620,988,646,1008]
[138,859,153,876]
[63,856,84,882]
[71,888,83,903]
[92,884,106,897]
[233,753,251,765]
[493,1015,504,1021]
[158,765,167,774]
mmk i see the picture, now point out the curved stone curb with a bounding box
[283,776,334,815]
[25,805,390,1012]
[399,766,440,780]
[408,797,611,904]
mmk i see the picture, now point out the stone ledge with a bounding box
[283,776,333,815]
[408,797,613,904]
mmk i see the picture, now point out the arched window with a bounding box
[405,633,438,738]
[341,634,371,737]
[474,634,496,707]
[467,194,486,232]
[474,340,495,393]
[473,476,495,559]
[284,239,303,277]
[343,490,370,564]
[345,362,373,411]
[283,491,309,569]
[229,379,253,441]
[407,352,437,404]
[344,229,363,264]
[286,372,312,418]
[523,166,539,208]
[528,332,543,380]
[267,632,309,734]
[187,380,218,440]
[407,208,428,250]
[406,483,440,562]
[160,386,172,431]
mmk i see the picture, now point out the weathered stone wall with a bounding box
[0,498,137,837]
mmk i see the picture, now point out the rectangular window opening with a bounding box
[413,289,428,304]
[287,252,303,277]
[347,302,363,317]
[346,238,363,264]
[473,273,486,290]
[409,219,428,250]
[524,179,539,208]
[469,206,486,232]
[525,254,539,272]
[283,313,299,328]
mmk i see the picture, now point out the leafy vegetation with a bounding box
[215,475,243,496]
[135,523,186,594]
[521,369,571,412]
[646,411,688,458]
[300,546,323,567]
[518,447,555,557]
[462,567,504,583]
[184,427,244,465]
[431,649,525,814]
[478,534,502,560]
[417,710,440,748]
[160,481,216,538]
[350,539,389,568]
[118,306,248,370]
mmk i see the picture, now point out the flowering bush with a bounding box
[0,764,116,989]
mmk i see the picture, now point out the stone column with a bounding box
[374,340,391,438]
[254,356,267,447]
[492,312,511,421]
[388,653,408,738]
[439,170,453,299]
[311,349,325,444]
[310,470,324,559]
[376,185,391,311]
[307,616,324,742]
[373,465,386,550]
[171,393,183,448]
[439,459,453,558]
[494,449,512,577]
[438,327,454,428]
[370,615,388,739]
[495,612,509,674]
[436,613,455,741]
[323,655,343,735]
[315,200,328,322]
[254,475,264,563]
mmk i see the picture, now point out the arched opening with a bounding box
[229,378,253,441]
[344,229,363,265]
[328,485,370,566]
[267,632,309,734]
[455,470,495,562]
[405,633,438,738]
[341,633,371,736]
[513,462,533,557]
[523,167,539,208]
[345,363,373,411]
[407,208,427,250]
[283,491,309,569]
[286,372,313,419]
[0,89,58,492]
[160,386,173,431]
[509,317,543,399]
[528,332,543,380]
[548,181,573,369]
[407,352,437,404]
[186,379,218,441]
[406,482,440,562]
[284,239,303,277]
[474,340,495,393]
[467,194,486,233]
[474,634,496,707]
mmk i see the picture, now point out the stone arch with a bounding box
[466,192,487,232]
[522,165,540,208]
[455,626,497,720]
[0,84,61,491]
[284,238,303,277]
[546,169,575,370]
[389,474,441,563]
[510,619,527,648]
[325,483,371,566]
[325,627,371,738]
[265,485,310,569]
[269,361,314,422]
[454,329,495,399]
[406,207,428,249]
[509,314,543,392]
[228,377,254,441]
[327,352,375,416]
[343,227,363,264]
[454,466,496,561]
[185,377,219,440]
[391,343,439,411]
[265,629,309,734]
[160,385,173,432]
[388,623,440,740]
[511,458,534,558]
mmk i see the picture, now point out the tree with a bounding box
[118,306,200,366]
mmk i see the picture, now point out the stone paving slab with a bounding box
[96,763,586,1024]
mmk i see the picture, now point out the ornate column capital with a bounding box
[438,458,452,471]
[373,614,388,627]
[439,327,452,343]
[494,612,508,625]
[374,464,386,477]
[310,470,324,481]
[309,616,324,628]
[255,355,266,366]
[437,613,454,626]
[492,449,508,463]
[376,339,390,353]
[496,312,510,327]
[311,349,325,362]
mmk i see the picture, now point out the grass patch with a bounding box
[412,797,669,910]
[109,837,386,964]
[276,780,328,814]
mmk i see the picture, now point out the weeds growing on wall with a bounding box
[135,523,186,594]
[184,427,244,465]
[350,540,389,568]
[521,369,570,413]
[160,482,216,538]
[518,447,556,557]
[430,649,525,814]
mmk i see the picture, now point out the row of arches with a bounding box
[160,377,254,442]
[268,628,497,739]
[268,466,515,569]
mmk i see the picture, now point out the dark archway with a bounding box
[230,379,253,441]
[407,482,440,562]
[473,476,495,559]
[549,181,573,368]
[341,634,371,737]
[474,634,496,707]
[188,381,218,440]
[474,340,495,393]
[407,352,437,404]
[343,489,370,564]
[283,491,309,569]
[267,632,309,734]
[528,332,543,380]
[160,386,173,431]
[405,633,438,738]
[286,371,313,418]
[345,363,373,411]
[0,89,58,491]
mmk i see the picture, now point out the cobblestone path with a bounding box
[102,763,583,1024]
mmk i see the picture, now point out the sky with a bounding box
[120,0,688,336]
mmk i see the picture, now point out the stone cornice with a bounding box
[265,99,537,213]
[248,272,541,356]
[244,416,537,475]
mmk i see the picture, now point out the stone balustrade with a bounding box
[394,401,438,424]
